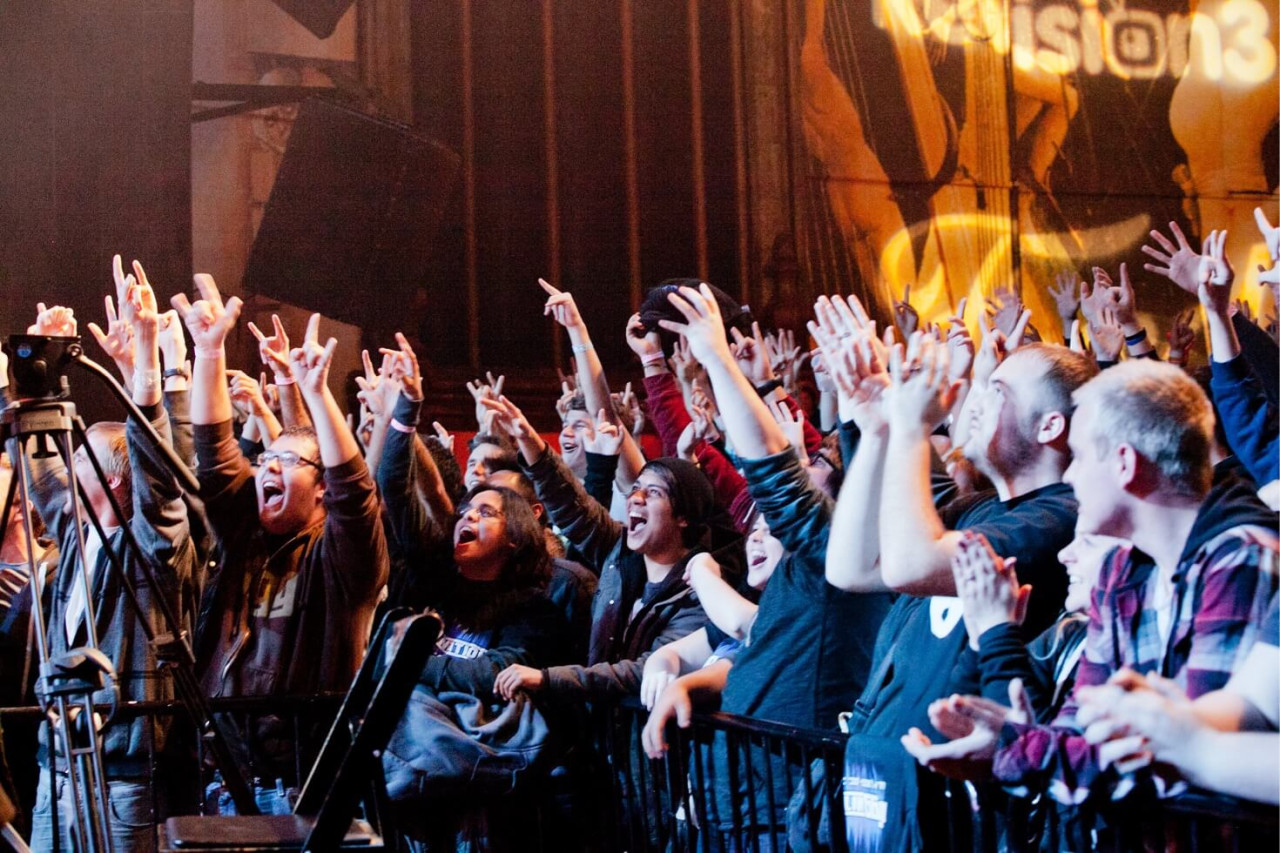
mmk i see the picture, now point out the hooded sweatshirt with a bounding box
[993,475,1280,803]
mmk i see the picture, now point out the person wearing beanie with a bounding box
[636,278,755,360]
[484,393,739,704]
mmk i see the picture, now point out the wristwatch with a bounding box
[163,364,191,381]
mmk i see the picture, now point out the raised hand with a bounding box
[1197,229,1233,317]
[381,332,423,402]
[539,278,585,331]
[894,283,920,338]
[811,350,835,394]
[157,309,187,374]
[1142,221,1202,296]
[767,398,807,459]
[659,284,735,370]
[807,297,889,432]
[227,369,270,416]
[944,297,974,382]
[676,393,719,461]
[726,322,775,386]
[29,303,77,337]
[1089,306,1125,362]
[247,314,292,378]
[466,371,506,429]
[355,350,389,419]
[479,395,539,443]
[1049,272,1081,325]
[431,421,455,454]
[614,381,645,436]
[1111,263,1140,327]
[554,379,576,422]
[126,259,161,338]
[669,335,706,388]
[1166,307,1196,364]
[625,312,664,361]
[951,532,1029,647]
[584,409,623,456]
[987,286,1025,338]
[172,274,242,354]
[286,312,337,398]
[1253,206,1280,262]
[972,312,1007,387]
[87,295,136,383]
[884,332,959,431]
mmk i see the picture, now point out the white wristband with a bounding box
[273,374,296,386]
[195,347,223,360]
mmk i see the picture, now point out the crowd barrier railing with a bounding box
[0,693,1275,852]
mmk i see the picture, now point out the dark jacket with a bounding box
[20,404,197,778]
[375,395,574,693]
[522,447,712,700]
[192,420,388,780]
[724,449,893,729]
[949,616,1089,724]
[1211,353,1279,485]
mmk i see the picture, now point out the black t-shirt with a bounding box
[851,482,1078,741]
[940,482,1078,638]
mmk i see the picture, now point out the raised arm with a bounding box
[658,284,790,460]
[158,309,196,472]
[287,313,359,468]
[122,260,193,575]
[172,274,242,428]
[879,333,966,595]
[542,279,646,487]
[376,335,452,560]
[808,295,893,593]
[247,313,312,431]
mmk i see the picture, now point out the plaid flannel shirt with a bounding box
[993,520,1279,804]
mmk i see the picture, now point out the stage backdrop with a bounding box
[795,0,1278,344]
[407,0,746,373]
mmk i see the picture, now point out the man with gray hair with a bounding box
[993,359,1279,804]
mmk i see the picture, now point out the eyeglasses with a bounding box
[256,450,322,470]
[627,483,670,502]
[459,503,504,520]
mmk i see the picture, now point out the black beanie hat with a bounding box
[641,457,716,547]
[635,278,755,359]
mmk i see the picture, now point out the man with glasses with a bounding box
[174,279,387,815]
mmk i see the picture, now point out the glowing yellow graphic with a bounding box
[802,0,1278,337]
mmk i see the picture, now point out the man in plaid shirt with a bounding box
[992,360,1279,803]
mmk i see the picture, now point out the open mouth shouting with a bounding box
[455,524,479,547]
[627,510,649,539]
[260,478,286,513]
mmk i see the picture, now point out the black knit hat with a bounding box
[635,278,754,359]
[641,457,716,547]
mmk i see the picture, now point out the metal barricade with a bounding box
[2,692,1276,852]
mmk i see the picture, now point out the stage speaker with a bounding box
[268,0,355,39]
[244,99,461,332]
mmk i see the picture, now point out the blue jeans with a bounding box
[204,775,298,816]
[31,769,155,853]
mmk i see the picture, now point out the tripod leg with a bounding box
[76,695,115,853]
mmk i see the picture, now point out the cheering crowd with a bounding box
[1,209,1278,851]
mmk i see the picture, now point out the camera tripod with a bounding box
[1,337,260,852]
